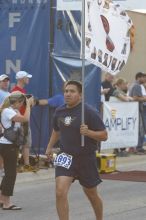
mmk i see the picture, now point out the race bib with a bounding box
[54,152,73,169]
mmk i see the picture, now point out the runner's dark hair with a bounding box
[65,80,82,93]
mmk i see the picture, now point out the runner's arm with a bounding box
[80,124,107,141]
[45,129,60,158]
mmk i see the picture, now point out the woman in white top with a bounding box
[0,93,31,210]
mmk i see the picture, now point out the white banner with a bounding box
[85,0,133,75]
[113,0,146,11]
[101,102,139,149]
[56,0,146,12]
[57,0,82,11]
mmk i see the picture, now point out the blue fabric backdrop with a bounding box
[0,1,50,154]
[0,0,101,154]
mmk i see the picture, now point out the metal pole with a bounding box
[48,0,55,139]
[81,0,85,146]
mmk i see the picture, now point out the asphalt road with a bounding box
[0,153,146,220]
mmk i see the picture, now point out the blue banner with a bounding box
[0,0,101,154]
[53,10,81,58]
[0,1,49,97]
[0,0,50,154]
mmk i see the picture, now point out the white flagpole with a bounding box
[81,0,85,146]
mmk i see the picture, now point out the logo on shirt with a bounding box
[64,116,72,126]
[59,116,76,127]
[59,116,76,126]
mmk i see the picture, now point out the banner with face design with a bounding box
[85,0,133,75]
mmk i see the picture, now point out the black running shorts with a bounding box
[55,152,102,188]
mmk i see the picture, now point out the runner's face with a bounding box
[64,84,81,108]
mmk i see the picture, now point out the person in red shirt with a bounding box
[12,71,66,172]
[12,71,31,113]
[11,71,35,172]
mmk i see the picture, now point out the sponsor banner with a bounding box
[101,102,139,149]
[57,0,82,11]
[85,0,132,75]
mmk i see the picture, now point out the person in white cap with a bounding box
[12,71,32,94]
[11,71,65,172]
[0,74,10,177]
[11,71,54,172]
[0,74,10,105]
[11,71,35,172]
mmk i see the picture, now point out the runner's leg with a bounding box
[56,176,74,220]
[83,186,103,220]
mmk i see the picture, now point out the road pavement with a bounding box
[15,151,146,184]
[0,152,146,220]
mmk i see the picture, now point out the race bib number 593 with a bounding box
[54,153,73,169]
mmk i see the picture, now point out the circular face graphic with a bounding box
[100,15,110,34]
[106,36,115,52]
[85,0,132,74]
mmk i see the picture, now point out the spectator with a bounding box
[100,86,110,117]
[101,86,110,103]
[113,78,133,102]
[48,94,64,108]
[0,74,10,177]
[0,93,31,210]
[0,74,10,104]
[112,78,133,156]
[128,72,146,154]
[11,71,36,172]
[101,73,115,101]
[11,71,62,172]
[140,74,146,132]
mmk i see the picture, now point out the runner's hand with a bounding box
[80,124,89,136]
[45,147,53,160]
